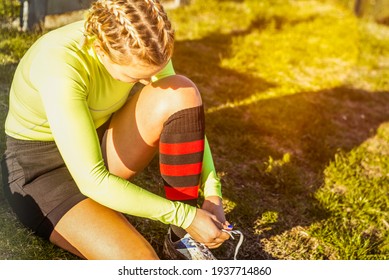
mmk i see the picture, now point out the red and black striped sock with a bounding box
[159,105,205,240]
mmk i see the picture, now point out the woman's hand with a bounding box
[201,196,231,229]
[184,208,230,249]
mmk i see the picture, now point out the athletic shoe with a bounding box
[163,228,217,260]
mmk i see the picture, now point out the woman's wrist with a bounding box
[204,195,223,206]
[175,202,197,230]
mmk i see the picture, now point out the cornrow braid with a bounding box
[84,0,174,66]
[144,0,172,47]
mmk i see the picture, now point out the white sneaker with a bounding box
[163,228,217,260]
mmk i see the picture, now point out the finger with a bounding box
[206,235,229,249]
[222,221,233,230]
[218,230,231,241]
[202,231,230,248]
[204,238,225,248]
[206,242,223,249]
[211,216,225,230]
[204,237,229,249]
[201,209,221,225]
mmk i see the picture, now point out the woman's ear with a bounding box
[93,42,105,58]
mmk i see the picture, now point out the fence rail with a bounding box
[0,0,191,31]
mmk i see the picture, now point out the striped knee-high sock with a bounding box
[159,105,205,240]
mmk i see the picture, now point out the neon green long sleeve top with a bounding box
[5,20,222,229]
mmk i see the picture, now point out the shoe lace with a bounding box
[222,229,244,260]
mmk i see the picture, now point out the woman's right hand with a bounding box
[184,208,230,249]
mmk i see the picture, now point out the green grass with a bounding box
[0,0,19,23]
[1,0,389,259]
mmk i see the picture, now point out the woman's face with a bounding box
[96,46,165,85]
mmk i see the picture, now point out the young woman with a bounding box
[1,0,231,260]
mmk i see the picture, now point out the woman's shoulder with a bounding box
[26,20,92,70]
[36,20,86,49]
[21,20,93,87]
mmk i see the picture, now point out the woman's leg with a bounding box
[104,75,203,179]
[50,75,203,259]
[50,198,159,260]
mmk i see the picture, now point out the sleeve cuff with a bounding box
[202,171,222,198]
[174,202,197,229]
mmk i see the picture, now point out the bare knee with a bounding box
[148,75,203,116]
[103,75,204,177]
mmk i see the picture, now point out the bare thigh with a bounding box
[51,198,159,260]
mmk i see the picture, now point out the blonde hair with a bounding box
[84,0,174,66]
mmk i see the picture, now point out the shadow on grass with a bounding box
[161,7,389,258]
[204,87,389,259]
[171,15,389,259]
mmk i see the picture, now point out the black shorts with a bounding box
[1,136,87,240]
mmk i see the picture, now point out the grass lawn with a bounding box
[1,0,389,259]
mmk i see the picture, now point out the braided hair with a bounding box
[84,0,174,66]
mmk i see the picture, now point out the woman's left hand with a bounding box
[201,196,231,230]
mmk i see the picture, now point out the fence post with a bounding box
[354,0,363,17]
[19,0,47,31]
